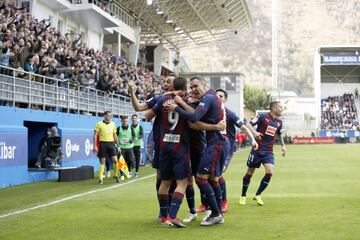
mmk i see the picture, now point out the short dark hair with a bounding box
[270,101,280,111]
[173,77,187,91]
[132,114,138,118]
[190,76,203,81]
[120,115,128,120]
[216,88,228,99]
[103,111,111,116]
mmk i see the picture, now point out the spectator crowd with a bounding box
[0,1,164,103]
[321,93,358,130]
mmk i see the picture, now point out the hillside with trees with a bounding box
[181,0,360,97]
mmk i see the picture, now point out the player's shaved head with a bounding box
[270,101,283,118]
[163,75,175,91]
[173,77,187,91]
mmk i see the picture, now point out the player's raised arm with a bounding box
[128,81,149,111]
[145,97,163,121]
[189,120,226,131]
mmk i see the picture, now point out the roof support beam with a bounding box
[185,0,216,38]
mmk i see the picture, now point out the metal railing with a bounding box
[70,0,135,28]
[0,65,140,117]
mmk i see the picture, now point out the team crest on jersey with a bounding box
[265,126,277,136]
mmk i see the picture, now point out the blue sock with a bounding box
[200,191,210,209]
[256,173,272,195]
[242,173,252,196]
[169,192,184,219]
[219,176,227,201]
[210,180,222,214]
[196,177,219,216]
[186,185,196,214]
[168,180,177,210]
[158,194,168,218]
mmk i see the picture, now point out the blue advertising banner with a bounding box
[322,54,360,65]
[62,133,150,162]
[62,134,96,161]
[319,130,360,138]
[0,133,27,167]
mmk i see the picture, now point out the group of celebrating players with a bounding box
[128,75,287,227]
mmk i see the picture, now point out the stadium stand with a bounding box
[0,1,164,115]
[320,93,358,130]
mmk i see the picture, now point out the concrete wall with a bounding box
[87,29,102,51]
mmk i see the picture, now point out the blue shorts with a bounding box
[159,149,191,180]
[197,141,230,177]
[151,144,160,169]
[224,140,236,170]
[190,148,204,176]
[247,151,275,168]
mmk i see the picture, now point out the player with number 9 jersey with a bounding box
[152,94,191,181]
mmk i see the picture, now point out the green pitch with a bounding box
[0,144,359,240]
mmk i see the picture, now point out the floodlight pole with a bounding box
[272,0,279,101]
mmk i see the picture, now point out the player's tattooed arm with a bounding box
[240,125,258,150]
[246,123,263,140]
[189,120,225,131]
[128,81,149,111]
[279,131,286,157]
[174,96,195,113]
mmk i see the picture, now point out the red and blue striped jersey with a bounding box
[250,112,282,152]
[152,95,190,152]
[175,89,227,144]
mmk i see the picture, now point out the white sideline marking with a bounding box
[0,174,156,219]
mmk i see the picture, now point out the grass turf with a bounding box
[0,144,359,240]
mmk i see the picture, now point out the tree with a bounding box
[244,85,271,113]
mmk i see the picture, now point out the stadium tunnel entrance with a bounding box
[24,121,60,168]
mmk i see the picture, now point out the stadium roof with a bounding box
[114,0,252,50]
